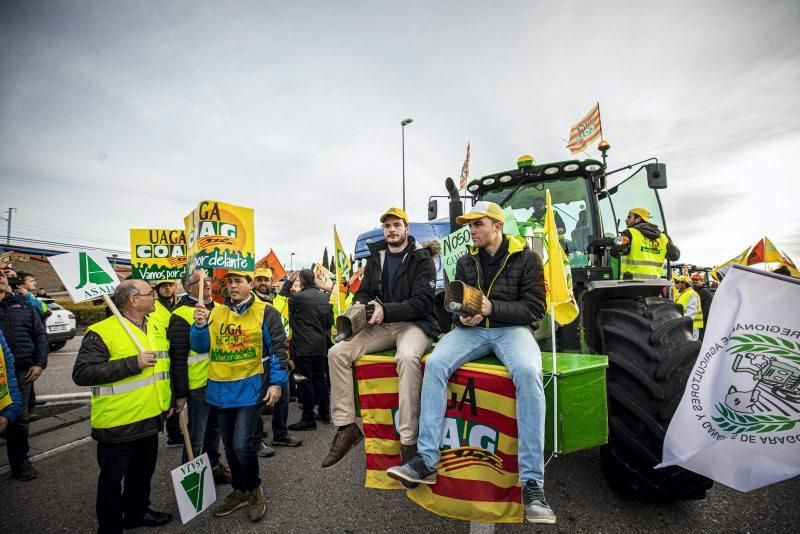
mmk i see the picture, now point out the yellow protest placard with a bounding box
[130,228,188,282]
[184,201,255,272]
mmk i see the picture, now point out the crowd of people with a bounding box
[0,202,715,532]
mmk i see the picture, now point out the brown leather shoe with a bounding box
[247,485,266,522]
[321,424,364,469]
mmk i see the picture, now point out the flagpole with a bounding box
[596,101,604,141]
[550,301,558,456]
[334,225,342,317]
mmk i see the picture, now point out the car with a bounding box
[41,298,77,352]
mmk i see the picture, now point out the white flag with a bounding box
[657,265,800,491]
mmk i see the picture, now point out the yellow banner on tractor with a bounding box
[184,201,255,273]
[129,228,188,282]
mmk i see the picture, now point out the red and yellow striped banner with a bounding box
[355,354,524,523]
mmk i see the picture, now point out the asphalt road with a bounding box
[34,335,86,396]
[2,337,798,532]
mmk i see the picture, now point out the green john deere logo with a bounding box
[180,466,208,512]
[76,252,114,289]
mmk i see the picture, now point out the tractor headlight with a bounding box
[544,166,560,175]
[468,184,480,192]
[585,163,602,172]
[563,163,579,172]
[482,177,496,186]
[499,174,513,183]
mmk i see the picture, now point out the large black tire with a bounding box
[597,296,713,501]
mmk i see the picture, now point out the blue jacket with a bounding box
[190,296,289,409]
[0,330,23,424]
[18,292,47,321]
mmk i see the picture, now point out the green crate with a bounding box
[541,352,608,454]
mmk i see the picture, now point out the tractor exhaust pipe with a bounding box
[445,177,463,233]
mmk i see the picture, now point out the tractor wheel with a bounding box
[597,297,713,501]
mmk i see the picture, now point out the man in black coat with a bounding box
[322,207,439,469]
[280,269,334,430]
[387,201,556,525]
[0,271,48,481]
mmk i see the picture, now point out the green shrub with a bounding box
[57,300,107,328]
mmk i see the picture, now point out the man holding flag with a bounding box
[387,201,556,524]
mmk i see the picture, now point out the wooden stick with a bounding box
[198,268,206,306]
[179,408,194,460]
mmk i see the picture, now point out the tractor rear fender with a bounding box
[580,279,673,353]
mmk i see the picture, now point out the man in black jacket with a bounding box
[0,271,48,481]
[168,269,230,483]
[283,269,334,430]
[322,207,439,469]
[387,201,556,525]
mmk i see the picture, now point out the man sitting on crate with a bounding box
[322,207,439,469]
[386,201,556,525]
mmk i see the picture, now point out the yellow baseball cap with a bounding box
[254,267,272,279]
[629,207,651,222]
[456,201,505,225]
[674,275,691,284]
[224,270,253,281]
[379,207,409,224]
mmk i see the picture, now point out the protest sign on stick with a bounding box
[129,228,187,282]
[184,200,255,272]
[170,451,216,524]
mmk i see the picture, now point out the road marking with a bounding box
[0,436,93,475]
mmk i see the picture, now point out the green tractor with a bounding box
[428,149,713,500]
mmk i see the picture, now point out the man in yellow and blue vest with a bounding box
[168,268,231,484]
[73,279,173,534]
[611,207,680,280]
[674,275,704,340]
[190,270,289,523]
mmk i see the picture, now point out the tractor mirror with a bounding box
[428,199,438,221]
[646,163,667,189]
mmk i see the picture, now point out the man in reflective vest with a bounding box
[190,271,289,523]
[674,275,704,340]
[72,279,173,534]
[611,207,680,280]
[149,279,182,446]
[168,269,231,484]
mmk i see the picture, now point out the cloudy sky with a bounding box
[1,0,798,268]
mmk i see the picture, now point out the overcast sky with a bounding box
[1,0,798,268]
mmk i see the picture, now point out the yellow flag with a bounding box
[543,190,579,325]
[331,225,351,315]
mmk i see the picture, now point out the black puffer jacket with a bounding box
[279,282,334,357]
[455,235,546,330]
[354,236,440,339]
[168,295,215,399]
[0,292,48,371]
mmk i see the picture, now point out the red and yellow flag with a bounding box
[566,103,602,154]
[459,142,471,191]
[356,354,526,523]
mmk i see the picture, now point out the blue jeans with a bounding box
[416,326,546,486]
[180,387,222,467]
[217,404,263,491]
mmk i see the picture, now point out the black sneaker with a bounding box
[272,435,303,447]
[386,454,437,486]
[398,444,419,489]
[316,413,332,424]
[288,419,317,431]
[522,480,556,524]
[123,508,172,528]
[257,440,275,458]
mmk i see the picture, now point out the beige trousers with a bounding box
[328,321,432,445]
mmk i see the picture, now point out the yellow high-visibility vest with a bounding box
[148,299,172,331]
[173,305,209,390]
[0,344,12,412]
[676,287,704,329]
[620,228,669,280]
[208,299,266,382]
[86,316,171,430]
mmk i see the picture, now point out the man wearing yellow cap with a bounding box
[611,207,680,280]
[387,201,555,524]
[190,270,289,522]
[323,207,439,470]
[674,275,703,340]
[253,268,274,303]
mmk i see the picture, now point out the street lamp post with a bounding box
[290,252,295,271]
[401,118,413,210]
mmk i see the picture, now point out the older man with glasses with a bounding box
[73,279,173,533]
